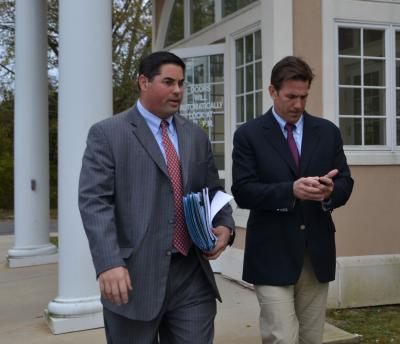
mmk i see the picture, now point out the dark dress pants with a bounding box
[103,248,216,344]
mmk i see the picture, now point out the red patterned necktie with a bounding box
[160,120,191,255]
[284,123,300,175]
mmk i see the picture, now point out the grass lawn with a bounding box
[49,235,58,247]
[327,305,400,343]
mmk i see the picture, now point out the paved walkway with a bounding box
[0,230,359,344]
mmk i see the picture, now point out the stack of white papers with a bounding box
[183,187,233,252]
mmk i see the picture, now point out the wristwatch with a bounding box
[227,227,235,246]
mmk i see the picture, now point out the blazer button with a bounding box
[166,250,172,256]
[168,219,175,224]
[300,224,306,230]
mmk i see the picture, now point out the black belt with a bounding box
[170,246,194,262]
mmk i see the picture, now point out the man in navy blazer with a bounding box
[232,56,353,344]
[79,51,235,343]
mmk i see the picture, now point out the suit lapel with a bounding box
[300,112,321,175]
[174,114,191,189]
[262,110,298,176]
[126,106,169,177]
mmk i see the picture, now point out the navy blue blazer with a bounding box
[231,108,353,285]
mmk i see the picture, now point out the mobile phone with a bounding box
[319,178,329,186]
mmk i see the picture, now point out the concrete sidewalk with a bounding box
[0,234,359,344]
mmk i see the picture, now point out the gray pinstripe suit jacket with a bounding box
[78,105,234,321]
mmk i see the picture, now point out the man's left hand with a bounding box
[202,226,231,260]
[318,169,338,200]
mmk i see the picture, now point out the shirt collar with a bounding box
[136,99,175,135]
[272,106,304,132]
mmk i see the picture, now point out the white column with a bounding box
[45,0,113,334]
[8,0,57,268]
[260,0,293,110]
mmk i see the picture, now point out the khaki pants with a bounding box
[254,255,329,344]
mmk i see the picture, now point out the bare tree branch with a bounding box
[0,63,14,75]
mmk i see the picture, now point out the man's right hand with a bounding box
[99,266,132,306]
[293,176,326,201]
[293,169,339,201]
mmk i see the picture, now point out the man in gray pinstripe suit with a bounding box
[79,51,235,343]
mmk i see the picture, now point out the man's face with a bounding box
[269,79,310,124]
[139,63,185,119]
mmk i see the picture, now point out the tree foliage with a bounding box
[0,0,152,210]
[0,0,15,93]
[0,91,14,209]
[112,0,152,113]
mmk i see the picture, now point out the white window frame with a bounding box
[154,0,260,50]
[322,0,400,164]
[230,24,262,129]
[335,22,396,151]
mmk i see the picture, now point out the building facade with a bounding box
[152,0,400,307]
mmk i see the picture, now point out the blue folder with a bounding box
[183,188,217,252]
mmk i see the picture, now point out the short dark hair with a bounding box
[138,51,185,90]
[270,56,314,91]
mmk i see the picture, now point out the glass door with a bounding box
[172,44,226,187]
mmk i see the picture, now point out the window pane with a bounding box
[236,96,244,122]
[397,119,400,146]
[164,0,184,47]
[222,0,257,17]
[255,91,263,117]
[364,29,385,57]
[340,118,362,145]
[397,90,400,116]
[364,89,385,116]
[396,31,400,58]
[181,55,225,180]
[185,59,194,84]
[245,34,253,63]
[339,28,360,56]
[397,90,400,146]
[211,114,224,141]
[193,58,209,84]
[339,88,361,116]
[236,31,262,125]
[338,26,390,148]
[191,0,214,34]
[210,54,224,82]
[246,93,254,121]
[339,58,361,85]
[396,119,400,146]
[246,64,254,92]
[255,30,262,60]
[236,38,244,66]
[212,143,225,169]
[255,62,262,89]
[184,92,193,104]
[364,118,386,145]
[236,67,244,94]
[397,61,400,88]
[364,59,385,86]
[211,84,224,111]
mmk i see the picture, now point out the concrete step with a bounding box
[323,322,361,343]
